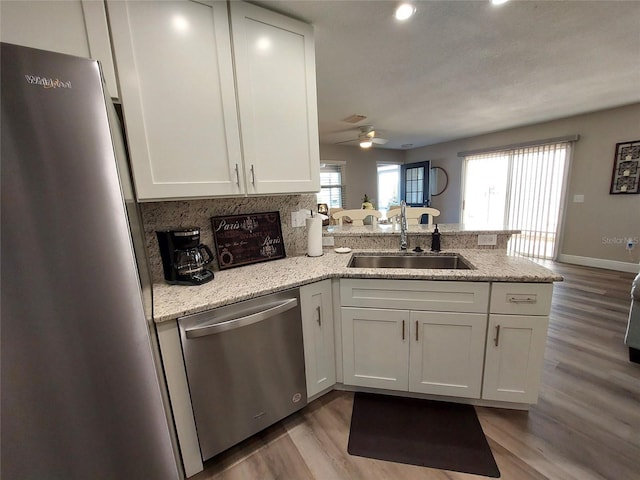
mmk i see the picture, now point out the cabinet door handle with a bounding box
[250,164,256,185]
[402,320,405,340]
[507,294,537,304]
[234,163,240,186]
[415,320,419,341]
[316,305,321,326]
[494,325,501,347]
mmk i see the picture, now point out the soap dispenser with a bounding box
[431,224,441,252]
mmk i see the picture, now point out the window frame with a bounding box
[376,162,402,218]
[317,161,346,209]
[460,140,574,260]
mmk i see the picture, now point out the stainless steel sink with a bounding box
[347,254,474,270]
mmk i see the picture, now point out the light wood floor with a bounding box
[192,262,639,480]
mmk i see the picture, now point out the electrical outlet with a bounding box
[291,211,305,228]
[478,234,497,246]
[322,236,335,246]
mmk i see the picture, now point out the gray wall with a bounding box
[405,103,640,265]
[319,144,404,210]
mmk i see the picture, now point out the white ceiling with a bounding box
[255,0,640,150]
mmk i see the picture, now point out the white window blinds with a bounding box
[462,141,572,260]
[317,162,345,208]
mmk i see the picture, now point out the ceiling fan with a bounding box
[335,125,389,149]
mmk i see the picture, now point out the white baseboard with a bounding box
[557,254,640,273]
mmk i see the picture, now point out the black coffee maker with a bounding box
[156,227,214,285]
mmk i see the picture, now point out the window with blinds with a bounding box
[317,162,345,208]
[462,141,572,260]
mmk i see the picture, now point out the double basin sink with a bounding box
[347,253,474,270]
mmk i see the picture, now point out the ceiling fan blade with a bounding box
[334,138,358,145]
[372,137,388,144]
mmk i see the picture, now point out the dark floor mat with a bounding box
[347,392,500,478]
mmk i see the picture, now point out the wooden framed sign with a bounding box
[211,212,286,269]
[609,139,640,194]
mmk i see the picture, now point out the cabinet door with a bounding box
[230,2,320,195]
[0,0,118,98]
[482,314,549,403]
[300,280,336,398]
[341,307,409,390]
[108,0,243,200]
[409,311,486,398]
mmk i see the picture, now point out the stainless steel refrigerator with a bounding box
[1,43,181,479]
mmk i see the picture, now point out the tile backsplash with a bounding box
[140,194,317,283]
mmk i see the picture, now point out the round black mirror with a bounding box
[430,166,449,196]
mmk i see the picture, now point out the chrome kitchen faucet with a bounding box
[400,200,408,250]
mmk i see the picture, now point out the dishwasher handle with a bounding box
[184,298,298,338]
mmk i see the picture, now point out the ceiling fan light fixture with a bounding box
[359,139,373,148]
[491,0,510,5]
[343,114,368,124]
[394,3,416,21]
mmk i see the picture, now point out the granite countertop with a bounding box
[324,223,520,236]
[152,249,563,323]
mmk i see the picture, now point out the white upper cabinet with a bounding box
[0,0,118,98]
[107,0,320,200]
[107,0,243,199]
[230,2,320,195]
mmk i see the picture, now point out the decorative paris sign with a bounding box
[211,212,286,269]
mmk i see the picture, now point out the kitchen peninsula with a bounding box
[152,224,562,477]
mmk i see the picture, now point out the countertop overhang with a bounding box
[152,249,563,323]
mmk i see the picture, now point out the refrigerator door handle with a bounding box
[184,298,298,338]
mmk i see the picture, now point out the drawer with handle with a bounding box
[490,282,553,315]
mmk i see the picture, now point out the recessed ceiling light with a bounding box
[491,0,510,5]
[394,3,416,21]
[256,37,271,51]
[172,15,190,33]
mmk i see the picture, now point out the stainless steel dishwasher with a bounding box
[178,289,307,461]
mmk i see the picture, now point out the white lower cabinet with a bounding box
[409,311,487,398]
[342,307,409,390]
[300,281,336,398]
[341,307,487,398]
[481,283,553,403]
[339,279,553,405]
[482,314,549,403]
[340,279,490,398]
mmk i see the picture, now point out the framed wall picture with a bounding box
[610,140,640,194]
[211,212,286,269]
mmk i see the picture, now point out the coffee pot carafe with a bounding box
[156,228,214,285]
